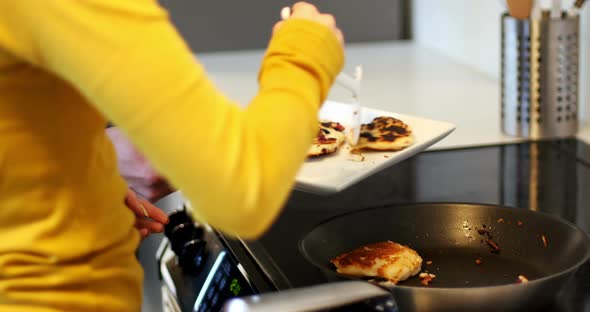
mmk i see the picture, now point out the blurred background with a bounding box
[158,0,411,51]
[157,0,589,123]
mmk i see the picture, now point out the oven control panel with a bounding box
[192,250,254,312]
[157,209,256,312]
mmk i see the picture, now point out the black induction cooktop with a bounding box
[230,139,590,312]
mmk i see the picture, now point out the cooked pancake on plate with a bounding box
[307,121,346,157]
[351,116,414,152]
[330,241,422,284]
[320,121,345,132]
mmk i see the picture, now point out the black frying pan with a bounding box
[299,203,590,312]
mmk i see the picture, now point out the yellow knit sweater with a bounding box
[0,1,343,311]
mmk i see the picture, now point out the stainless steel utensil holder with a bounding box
[501,13,579,139]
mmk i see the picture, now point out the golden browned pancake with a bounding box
[352,116,414,152]
[307,122,346,157]
[320,121,345,132]
[330,241,422,284]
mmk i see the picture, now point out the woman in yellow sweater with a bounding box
[0,1,344,311]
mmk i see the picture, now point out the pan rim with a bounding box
[298,201,590,292]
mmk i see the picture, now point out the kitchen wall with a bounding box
[412,0,590,122]
[158,0,409,52]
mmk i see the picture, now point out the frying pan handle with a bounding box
[221,281,392,312]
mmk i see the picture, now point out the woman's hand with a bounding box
[273,2,344,46]
[125,189,169,239]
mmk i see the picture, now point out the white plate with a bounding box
[295,101,456,194]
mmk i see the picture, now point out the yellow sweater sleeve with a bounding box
[0,1,343,238]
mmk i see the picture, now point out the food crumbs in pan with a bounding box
[486,239,501,254]
[517,221,524,227]
[517,275,529,283]
[477,226,501,254]
[541,234,548,248]
[426,260,433,265]
[475,257,483,265]
[497,218,504,223]
[419,272,436,286]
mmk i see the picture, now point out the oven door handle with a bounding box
[221,281,392,312]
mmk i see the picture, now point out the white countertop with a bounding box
[196,41,590,150]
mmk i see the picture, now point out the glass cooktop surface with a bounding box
[242,139,590,312]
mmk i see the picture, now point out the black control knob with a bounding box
[165,209,193,238]
[179,239,208,274]
[164,208,208,273]
[169,222,205,255]
[169,223,195,254]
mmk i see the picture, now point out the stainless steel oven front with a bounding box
[156,206,258,312]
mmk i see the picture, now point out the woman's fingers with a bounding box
[315,14,336,28]
[278,2,344,46]
[135,218,165,234]
[137,197,169,224]
[333,27,344,46]
[273,20,285,35]
[292,1,319,18]
[126,188,170,240]
[125,189,145,218]
[139,228,149,239]
[125,189,169,224]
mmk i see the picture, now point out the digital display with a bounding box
[220,265,254,299]
[194,251,255,312]
[229,278,242,296]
